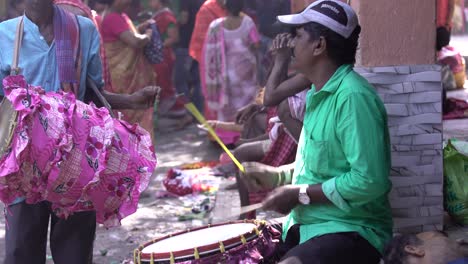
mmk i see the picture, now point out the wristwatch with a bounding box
[298,184,311,205]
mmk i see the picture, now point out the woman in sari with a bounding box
[202,0,260,144]
[100,0,157,138]
[149,0,192,128]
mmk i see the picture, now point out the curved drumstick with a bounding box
[184,103,245,173]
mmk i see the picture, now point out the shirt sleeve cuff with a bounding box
[322,178,351,212]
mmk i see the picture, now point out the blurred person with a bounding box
[93,1,109,14]
[100,0,157,138]
[383,231,468,264]
[0,1,158,263]
[202,0,260,144]
[189,0,226,113]
[149,0,192,128]
[174,0,205,113]
[189,0,226,64]
[437,0,455,50]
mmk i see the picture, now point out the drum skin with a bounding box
[0,75,157,227]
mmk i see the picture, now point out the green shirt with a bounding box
[282,65,393,253]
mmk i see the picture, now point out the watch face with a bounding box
[299,194,310,205]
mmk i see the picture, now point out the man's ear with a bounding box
[312,36,327,56]
[404,245,425,257]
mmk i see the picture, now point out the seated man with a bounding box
[241,1,392,263]
[383,231,468,264]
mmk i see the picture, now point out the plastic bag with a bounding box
[444,140,468,225]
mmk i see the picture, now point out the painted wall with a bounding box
[290,0,436,66]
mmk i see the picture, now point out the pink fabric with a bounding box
[0,76,157,227]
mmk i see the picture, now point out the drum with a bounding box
[133,220,280,264]
[0,75,157,227]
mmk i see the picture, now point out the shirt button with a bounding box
[40,36,44,40]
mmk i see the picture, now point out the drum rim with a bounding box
[134,220,267,263]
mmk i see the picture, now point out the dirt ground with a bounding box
[0,124,224,264]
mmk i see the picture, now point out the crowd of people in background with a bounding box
[0,0,292,132]
[0,0,297,215]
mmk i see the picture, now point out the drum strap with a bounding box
[10,14,31,104]
[11,15,24,76]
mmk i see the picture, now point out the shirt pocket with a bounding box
[304,139,329,176]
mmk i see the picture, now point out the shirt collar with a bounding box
[313,64,353,94]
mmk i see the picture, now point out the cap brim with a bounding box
[277,14,309,26]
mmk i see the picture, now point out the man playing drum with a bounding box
[241,1,393,263]
[0,0,158,263]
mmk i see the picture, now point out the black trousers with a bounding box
[273,224,381,264]
[4,201,96,264]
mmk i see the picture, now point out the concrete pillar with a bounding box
[291,0,436,67]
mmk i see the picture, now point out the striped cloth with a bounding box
[54,0,113,92]
[54,5,81,95]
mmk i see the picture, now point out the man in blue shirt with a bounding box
[0,1,158,263]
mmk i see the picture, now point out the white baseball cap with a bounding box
[277,0,359,39]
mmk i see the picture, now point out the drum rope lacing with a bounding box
[219,241,226,253]
[170,252,175,264]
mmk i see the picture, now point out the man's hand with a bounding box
[235,103,262,124]
[270,33,294,62]
[130,86,160,109]
[240,162,281,192]
[262,185,300,215]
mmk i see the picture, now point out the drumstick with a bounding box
[223,203,263,220]
[184,103,245,173]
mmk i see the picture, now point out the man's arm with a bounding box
[264,34,311,107]
[119,30,152,49]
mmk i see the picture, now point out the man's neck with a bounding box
[25,4,54,28]
[304,61,339,92]
[108,6,123,13]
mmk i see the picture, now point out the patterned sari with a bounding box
[101,12,157,138]
[202,15,260,122]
